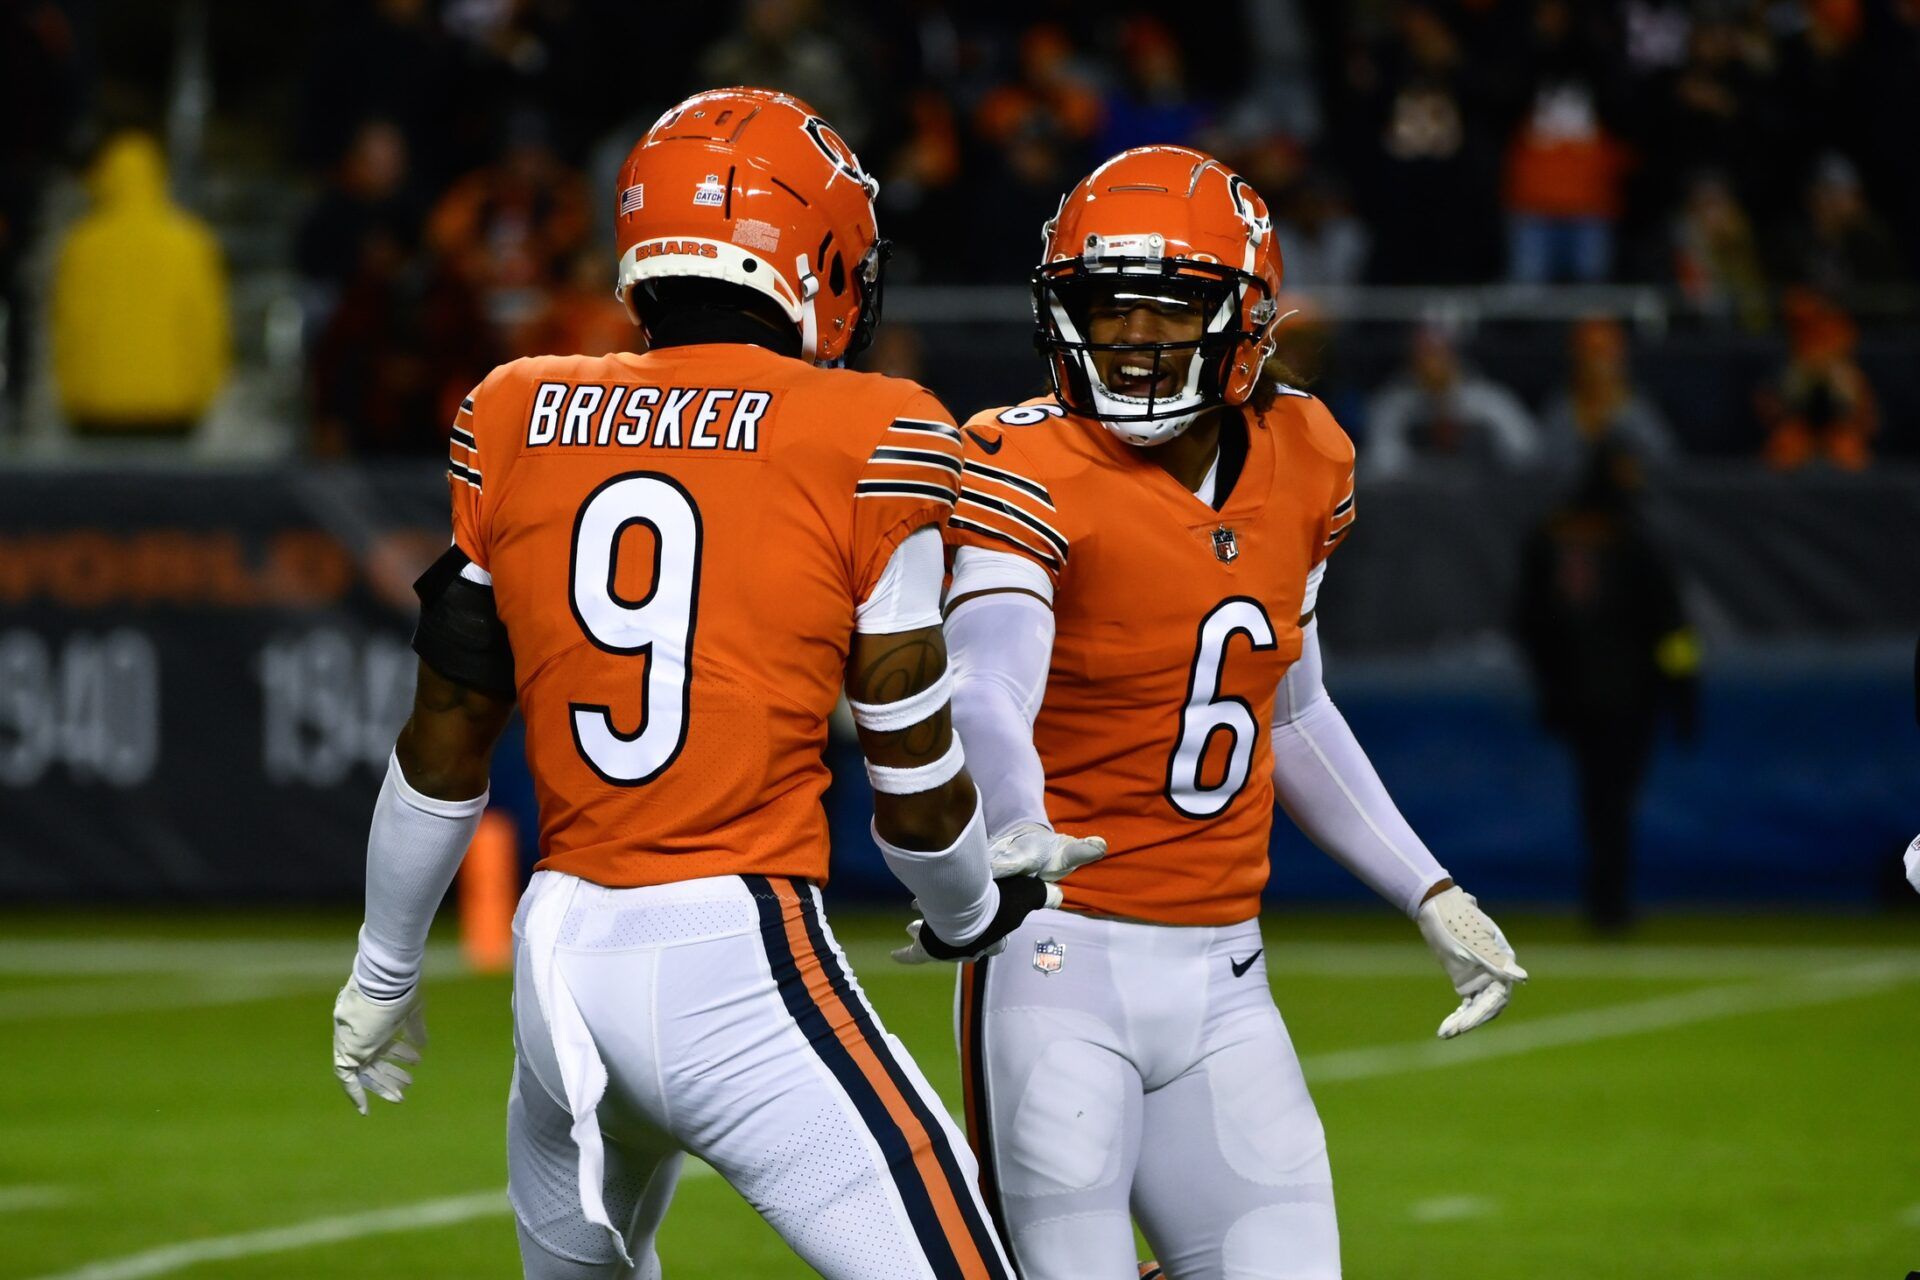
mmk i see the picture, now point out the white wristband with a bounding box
[864,735,965,795]
[849,665,953,732]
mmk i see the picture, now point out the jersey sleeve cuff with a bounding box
[853,504,948,603]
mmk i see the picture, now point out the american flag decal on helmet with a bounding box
[618,184,645,214]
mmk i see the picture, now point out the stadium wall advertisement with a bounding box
[0,465,1914,905]
[0,469,442,899]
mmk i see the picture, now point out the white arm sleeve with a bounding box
[351,752,487,1000]
[872,800,998,945]
[855,526,946,634]
[946,556,1056,838]
[1270,619,1451,918]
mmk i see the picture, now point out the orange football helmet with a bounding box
[614,87,887,364]
[1033,145,1283,445]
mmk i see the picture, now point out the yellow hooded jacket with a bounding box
[52,133,230,427]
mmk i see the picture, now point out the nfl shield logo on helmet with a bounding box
[1032,938,1066,975]
[1212,526,1239,563]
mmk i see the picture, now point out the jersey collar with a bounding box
[1070,403,1274,526]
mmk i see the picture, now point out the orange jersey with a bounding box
[945,392,1356,925]
[449,343,961,887]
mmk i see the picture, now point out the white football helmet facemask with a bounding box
[1030,148,1285,449]
[1039,271,1245,446]
[1035,253,1270,449]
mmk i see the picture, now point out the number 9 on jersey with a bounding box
[567,472,703,785]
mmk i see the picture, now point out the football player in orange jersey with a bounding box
[326,88,1099,1280]
[911,147,1529,1279]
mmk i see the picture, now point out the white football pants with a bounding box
[957,909,1340,1280]
[508,870,1015,1280]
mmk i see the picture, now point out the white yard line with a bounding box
[0,1186,74,1213]
[1407,1194,1497,1223]
[0,940,464,977]
[0,975,328,1023]
[23,1165,719,1280]
[14,945,1919,1275]
[0,949,494,1023]
[1303,960,1914,1084]
[22,1191,509,1280]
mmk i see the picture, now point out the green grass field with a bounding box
[4,909,1917,1279]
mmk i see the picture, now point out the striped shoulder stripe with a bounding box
[1327,473,1356,538]
[948,514,1061,569]
[459,397,474,414]
[448,460,482,490]
[958,488,1069,560]
[449,425,477,450]
[963,460,1053,509]
[888,417,963,441]
[871,445,963,474]
[856,479,956,503]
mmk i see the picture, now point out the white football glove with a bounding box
[986,821,1108,882]
[332,977,426,1114]
[1905,835,1920,892]
[1416,886,1528,1039]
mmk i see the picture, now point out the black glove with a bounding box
[891,874,1055,964]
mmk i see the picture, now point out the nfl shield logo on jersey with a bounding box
[1211,526,1239,563]
[1032,938,1066,975]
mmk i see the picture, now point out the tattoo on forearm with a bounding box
[883,709,950,763]
[855,634,942,705]
[854,632,952,765]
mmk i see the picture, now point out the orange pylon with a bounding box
[459,810,518,973]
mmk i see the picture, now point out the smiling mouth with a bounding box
[1106,360,1178,399]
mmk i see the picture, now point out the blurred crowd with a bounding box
[278,0,1919,458]
[10,0,1919,462]
[1332,289,1881,478]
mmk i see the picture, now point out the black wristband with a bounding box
[918,874,1051,961]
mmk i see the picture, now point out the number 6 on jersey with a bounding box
[1166,597,1277,818]
[568,472,702,785]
